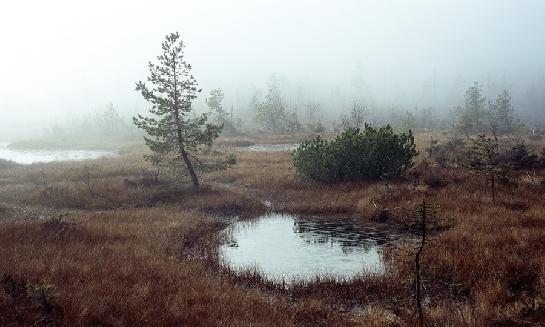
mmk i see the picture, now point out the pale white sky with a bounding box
[1,0,544,137]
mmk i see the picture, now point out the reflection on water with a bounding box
[239,144,299,152]
[0,143,116,165]
[220,213,400,282]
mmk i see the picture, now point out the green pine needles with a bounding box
[292,125,418,182]
[134,32,222,187]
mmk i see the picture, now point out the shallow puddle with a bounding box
[0,143,116,164]
[220,213,401,282]
[239,144,299,152]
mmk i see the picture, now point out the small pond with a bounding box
[0,142,117,165]
[220,213,401,282]
[239,144,299,152]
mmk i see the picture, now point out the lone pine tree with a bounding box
[134,32,222,187]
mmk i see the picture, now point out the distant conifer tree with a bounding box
[488,89,518,136]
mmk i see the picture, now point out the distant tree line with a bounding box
[454,83,520,138]
[44,103,140,144]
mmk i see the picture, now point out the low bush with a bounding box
[225,153,237,165]
[506,142,539,170]
[423,172,449,189]
[430,138,544,174]
[292,125,417,182]
[426,138,467,168]
[0,274,62,326]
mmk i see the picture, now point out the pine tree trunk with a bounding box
[174,115,199,187]
[491,173,495,203]
[174,112,199,187]
[181,149,199,187]
[415,200,427,327]
[170,53,199,188]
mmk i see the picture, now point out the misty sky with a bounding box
[1,0,545,138]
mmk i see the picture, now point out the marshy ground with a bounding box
[1,132,544,326]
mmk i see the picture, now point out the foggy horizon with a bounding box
[2,0,545,139]
[2,3,545,325]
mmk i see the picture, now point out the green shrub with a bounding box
[507,142,539,170]
[426,138,467,168]
[225,153,237,165]
[292,125,418,182]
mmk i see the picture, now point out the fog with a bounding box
[1,0,545,139]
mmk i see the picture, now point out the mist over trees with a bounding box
[206,88,237,135]
[3,1,545,141]
[8,103,139,148]
[253,74,295,133]
[488,90,518,136]
[3,1,545,143]
[14,72,543,146]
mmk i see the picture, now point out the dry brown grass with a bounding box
[1,131,545,325]
[215,132,329,148]
[0,208,361,326]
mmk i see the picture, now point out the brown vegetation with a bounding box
[1,132,544,325]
